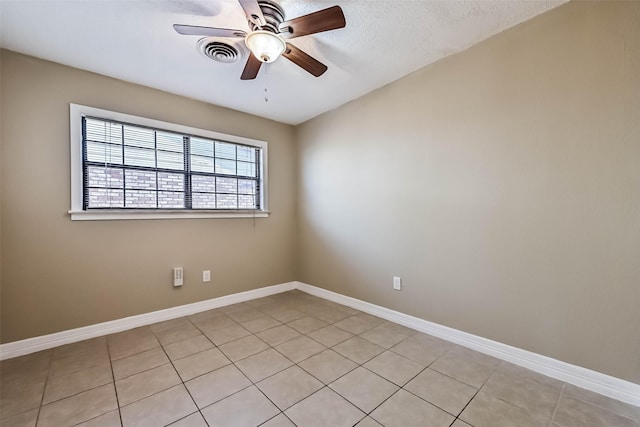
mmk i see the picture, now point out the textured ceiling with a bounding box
[0,0,566,125]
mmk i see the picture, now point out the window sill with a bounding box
[69,209,270,221]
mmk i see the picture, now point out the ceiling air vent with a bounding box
[197,38,243,64]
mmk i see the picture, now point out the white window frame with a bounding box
[69,104,269,221]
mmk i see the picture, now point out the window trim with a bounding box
[69,104,269,220]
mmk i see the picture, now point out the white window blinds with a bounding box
[83,117,261,210]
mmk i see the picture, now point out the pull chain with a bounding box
[264,63,269,103]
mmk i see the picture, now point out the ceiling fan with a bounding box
[173,0,346,80]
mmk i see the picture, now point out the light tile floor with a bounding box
[1,290,639,426]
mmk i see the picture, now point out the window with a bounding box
[70,104,268,220]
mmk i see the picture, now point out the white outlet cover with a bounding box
[173,267,184,287]
[393,276,402,291]
[203,270,211,283]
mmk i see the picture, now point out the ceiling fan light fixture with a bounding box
[245,30,286,63]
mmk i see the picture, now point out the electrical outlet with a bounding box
[202,270,211,283]
[173,267,184,287]
[393,276,402,291]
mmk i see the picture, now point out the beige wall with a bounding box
[0,50,298,343]
[297,1,640,383]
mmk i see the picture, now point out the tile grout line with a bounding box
[170,315,220,426]
[292,327,424,424]
[104,340,124,427]
[354,345,466,424]
[452,382,483,426]
[282,384,370,426]
[46,353,125,425]
[263,308,447,424]
[566,389,640,423]
[348,328,463,420]
[443,353,500,426]
[21,345,120,424]
[220,302,391,423]
[548,383,566,427]
[34,349,55,427]
[109,324,211,425]
[195,326,292,425]
[110,346,168,381]
[184,308,300,425]
[168,308,305,386]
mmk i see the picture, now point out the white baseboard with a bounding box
[295,282,640,408]
[1,280,638,407]
[0,282,296,361]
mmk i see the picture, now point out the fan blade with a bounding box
[173,24,245,38]
[241,54,263,80]
[282,43,328,77]
[279,5,345,39]
[238,0,266,27]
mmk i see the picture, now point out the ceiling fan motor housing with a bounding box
[249,0,285,33]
